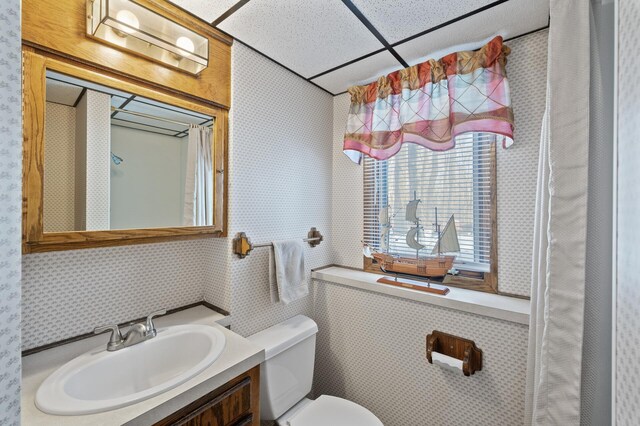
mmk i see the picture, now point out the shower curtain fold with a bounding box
[183,124,213,227]
[525,0,590,424]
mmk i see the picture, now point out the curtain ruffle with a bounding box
[343,36,515,164]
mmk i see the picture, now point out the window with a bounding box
[363,133,498,293]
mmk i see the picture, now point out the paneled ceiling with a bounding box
[169,0,549,96]
[46,71,212,138]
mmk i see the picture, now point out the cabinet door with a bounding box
[156,366,259,426]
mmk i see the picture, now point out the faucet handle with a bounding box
[145,309,167,337]
[94,324,124,351]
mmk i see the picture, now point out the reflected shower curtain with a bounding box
[525,0,590,424]
[183,124,213,226]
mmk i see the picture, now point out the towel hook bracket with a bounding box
[232,232,253,259]
[232,227,324,259]
[307,227,323,248]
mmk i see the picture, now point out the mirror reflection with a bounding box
[43,71,214,232]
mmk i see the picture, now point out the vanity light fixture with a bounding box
[87,0,209,75]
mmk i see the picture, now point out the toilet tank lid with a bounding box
[247,315,318,359]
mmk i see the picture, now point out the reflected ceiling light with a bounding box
[87,0,209,75]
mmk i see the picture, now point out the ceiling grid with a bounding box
[169,0,549,95]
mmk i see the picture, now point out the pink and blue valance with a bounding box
[343,36,515,164]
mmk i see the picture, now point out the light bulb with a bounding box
[176,36,195,53]
[115,9,139,35]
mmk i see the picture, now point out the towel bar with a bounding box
[232,227,323,258]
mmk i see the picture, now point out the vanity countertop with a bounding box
[21,306,265,425]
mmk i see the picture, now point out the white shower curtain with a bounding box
[183,124,213,226]
[525,0,590,424]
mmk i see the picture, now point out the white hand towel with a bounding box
[269,240,308,305]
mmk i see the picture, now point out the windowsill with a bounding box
[311,266,530,325]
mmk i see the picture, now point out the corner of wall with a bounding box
[220,43,334,337]
[330,94,362,269]
[0,1,22,423]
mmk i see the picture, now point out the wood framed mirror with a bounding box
[22,48,228,253]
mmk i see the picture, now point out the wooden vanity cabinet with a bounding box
[155,366,260,426]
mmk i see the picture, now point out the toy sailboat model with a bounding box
[371,195,459,279]
[379,206,391,252]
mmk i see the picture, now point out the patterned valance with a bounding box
[343,36,515,164]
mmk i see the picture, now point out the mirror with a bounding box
[43,70,215,232]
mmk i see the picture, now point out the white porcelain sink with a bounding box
[36,324,226,415]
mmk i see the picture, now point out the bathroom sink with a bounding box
[35,324,226,415]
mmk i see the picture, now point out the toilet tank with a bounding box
[247,315,318,420]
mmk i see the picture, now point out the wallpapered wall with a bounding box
[44,103,76,232]
[22,239,217,349]
[313,280,528,425]
[582,0,614,424]
[206,42,334,337]
[616,0,640,424]
[78,90,112,231]
[21,41,334,348]
[316,30,547,426]
[0,1,22,424]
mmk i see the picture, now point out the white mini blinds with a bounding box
[363,133,496,272]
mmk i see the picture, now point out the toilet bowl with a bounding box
[247,315,383,426]
[276,395,382,426]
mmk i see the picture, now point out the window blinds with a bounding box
[363,133,496,272]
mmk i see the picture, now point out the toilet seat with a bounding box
[285,395,383,426]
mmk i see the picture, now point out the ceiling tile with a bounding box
[311,51,401,95]
[45,80,83,106]
[111,96,129,108]
[125,100,209,126]
[46,71,131,98]
[351,0,498,44]
[111,118,180,136]
[394,0,549,66]
[135,96,212,119]
[167,0,238,23]
[218,0,385,78]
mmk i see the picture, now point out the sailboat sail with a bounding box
[406,227,426,250]
[431,214,460,254]
[405,200,420,223]
[380,227,390,251]
[378,206,389,226]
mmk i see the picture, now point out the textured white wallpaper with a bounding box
[215,42,334,337]
[330,94,363,269]
[0,1,22,424]
[496,30,548,297]
[616,0,640,424]
[22,239,219,349]
[313,280,528,425]
[581,1,614,424]
[83,90,111,230]
[44,103,77,232]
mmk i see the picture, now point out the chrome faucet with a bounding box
[94,309,166,351]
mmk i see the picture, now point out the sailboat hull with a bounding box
[372,253,455,278]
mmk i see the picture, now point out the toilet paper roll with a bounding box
[432,351,464,373]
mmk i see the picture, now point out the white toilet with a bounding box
[248,315,383,426]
